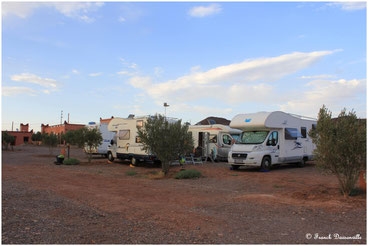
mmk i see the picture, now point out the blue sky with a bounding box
[2,1,366,132]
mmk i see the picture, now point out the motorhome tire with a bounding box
[107,152,114,162]
[261,156,271,171]
[231,165,240,170]
[297,158,306,168]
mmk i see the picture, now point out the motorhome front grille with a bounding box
[232,153,247,159]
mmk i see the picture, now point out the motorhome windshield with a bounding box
[231,134,240,142]
[240,131,269,144]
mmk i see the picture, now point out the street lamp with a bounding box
[163,102,169,117]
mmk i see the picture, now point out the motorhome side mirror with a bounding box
[110,140,114,145]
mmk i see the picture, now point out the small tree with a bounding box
[42,133,58,155]
[310,105,366,197]
[137,114,194,175]
[2,132,15,150]
[31,132,42,142]
[84,128,103,162]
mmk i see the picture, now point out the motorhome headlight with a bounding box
[252,145,263,151]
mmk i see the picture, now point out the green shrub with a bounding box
[63,158,80,165]
[126,170,137,176]
[175,169,202,179]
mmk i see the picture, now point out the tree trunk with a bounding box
[161,161,170,175]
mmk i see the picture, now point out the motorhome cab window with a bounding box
[136,120,144,129]
[285,128,298,140]
[209,135,217,143]
[240,131,269,144]
[118,130,130,140]
[266,131,278,146]
[222,135,232,145]
[301,127,307,138]
[231,134,240,142]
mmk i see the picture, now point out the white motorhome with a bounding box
[228,111,316,170]
[106,116,159,165]
[189,124,242,161]
[85,121,116,157]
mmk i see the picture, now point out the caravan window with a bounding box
[285,128,299,140]
[118,130,130,140]
[135,136,141,143]
[209,134,217,143]
[136,120,144,129]
[301,127,307,138]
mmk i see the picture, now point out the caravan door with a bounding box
[265,130,280,164]
[282,128,303,162]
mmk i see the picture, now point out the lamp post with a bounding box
[163,102,169,118]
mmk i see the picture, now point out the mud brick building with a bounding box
[41,121,85,135]
[2,123,33,146]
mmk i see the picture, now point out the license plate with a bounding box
[235,159,243,164]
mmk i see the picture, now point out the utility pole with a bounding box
[60,110,63,125]
[68,113,70,123]
[11,121,14,131]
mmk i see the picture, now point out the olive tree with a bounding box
[2,132,15,150]
[42,133,58,155]
[309,105,366,197]
[137,114,194,175]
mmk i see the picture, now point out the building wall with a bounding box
[41,121,85,135]
[3,123,33,146]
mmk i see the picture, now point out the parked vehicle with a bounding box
[189,124,241,161]
[106,116,160,165]
[228,111,316,170]
[85,121,116,157]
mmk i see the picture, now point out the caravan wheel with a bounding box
[297,158,306,168]
[107,152,114,162]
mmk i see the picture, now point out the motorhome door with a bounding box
[218,133,233,159]
[266,130,280,163]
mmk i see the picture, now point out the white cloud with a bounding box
[2,2,104,22]
[117,70,137,76]
[279,78,366,117]
[88,72,102,77]
[327,2,366,11]
[11,73,60,88]
[300,74,337,79]
[188,4,222,17]
[72,69,80,74]
[128,50,338,104]
[154,67,164,77]
[170,103,233,115]
[118,16,126,22]
[2,86,37,97]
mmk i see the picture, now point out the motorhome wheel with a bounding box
[297,158,306,168]
[107,152,114,162]
[261,156,271,171]
[231,165,240,170]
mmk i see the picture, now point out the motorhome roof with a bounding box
[189,124,242,133]
[230,111,316,130]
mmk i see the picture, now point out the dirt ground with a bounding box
[2,145,366,244]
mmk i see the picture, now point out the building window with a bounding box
[301,127,307,138]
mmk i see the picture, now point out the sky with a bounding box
[2,1,367,132]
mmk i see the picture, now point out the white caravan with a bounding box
[189,124,242,161]
[228,111,316,170]
[85,121,116,157]
[106,116,159,165]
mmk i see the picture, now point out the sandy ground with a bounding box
[2,145,366,244]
